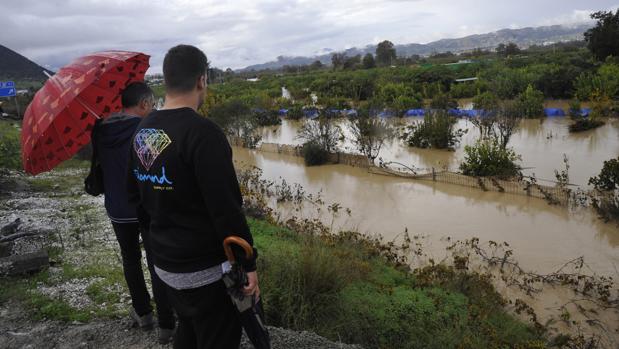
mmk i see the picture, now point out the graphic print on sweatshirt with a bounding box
[133,128,174,191]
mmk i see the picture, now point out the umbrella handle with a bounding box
[223,236,253,263]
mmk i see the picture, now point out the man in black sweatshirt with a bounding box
[127,45,259,349]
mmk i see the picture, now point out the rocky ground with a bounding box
[0,167,361,349]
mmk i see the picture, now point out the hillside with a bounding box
[240,23,591,71]
[0,45,53,81]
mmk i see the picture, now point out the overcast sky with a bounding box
[1,1,617,72]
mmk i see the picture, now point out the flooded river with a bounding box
[259,117,619,186]
[233,143,619,277]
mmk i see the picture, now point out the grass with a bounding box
[249,217,545,349]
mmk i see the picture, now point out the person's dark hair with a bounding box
[163,44,208,93]
[121,82,153,108]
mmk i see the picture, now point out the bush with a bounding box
[515,85,544,118]
[348,115,393,163]
[253,109,282,127]
[207,99,262,148]
[568,118,605,132]
[249,218,543,349]
[296,117,341,153]
[460,140,521,178]
[286,105,305,120]
[429,92,458,109]
[300,141,330,166]
[403,110,466,149]
[0,122,21,170]
[589,157,619,222]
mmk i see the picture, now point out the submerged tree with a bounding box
[495,102,520,149]
[349,113,393,164]
[403,110,466,149]
[207,99,262,148]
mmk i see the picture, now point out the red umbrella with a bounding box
[21,51,150,175]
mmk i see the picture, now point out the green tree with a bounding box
[349,114,393,163]
[460,139,521,178]
[362,53,376,69]
[376,40,396,67]
[515,85,544,118]
[331,53,346,70]
[584,10,619,61]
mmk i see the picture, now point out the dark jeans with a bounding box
[112,222,175,329]
[165,280,241,349]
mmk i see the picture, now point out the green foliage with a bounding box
[589,157,619,191]
[515,85,544,118]
[286,104,305,120]
[249,218,544,349]
[253,109,282,126]
[375,40,396,67]
[348,115,393,163]
[584,10,619,61]
[589,157,619,223]
[300,141,330,166]
[575,63,619,101]
[472,91,499,111]
[404,110,466,149]
[568,118,605,133]
[460,140,521,178]
[207,99,262,148]
[362,53,376,69]
[296,117,341,153]
[429,92,458,109]
[0,121,21,170]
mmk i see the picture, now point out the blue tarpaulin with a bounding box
[278,109,288,116]
[405,109,425,117]
[544,108,566,117]
[580,108,591,117]
[378,110,396,118]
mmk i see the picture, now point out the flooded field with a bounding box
[260,117,619,186]
[233,146,619,277]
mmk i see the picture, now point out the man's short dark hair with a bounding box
[121,82,153,108]
[163,45,208,93]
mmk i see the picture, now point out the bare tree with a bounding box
[349,115,393,164]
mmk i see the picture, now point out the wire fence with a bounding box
[237,139,571,205]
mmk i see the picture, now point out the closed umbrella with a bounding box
[223,236,271,349]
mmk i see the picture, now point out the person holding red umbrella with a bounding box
[92,82,176,344]
[127,45,260,349]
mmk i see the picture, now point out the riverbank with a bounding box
[0,164,557,348]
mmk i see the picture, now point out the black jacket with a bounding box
[127,107,256,273]
[95,113,141,223]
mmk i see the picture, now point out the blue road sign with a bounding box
[0,81,16,97]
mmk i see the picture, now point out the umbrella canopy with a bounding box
[21,51,150,175]
[222,236,271,349]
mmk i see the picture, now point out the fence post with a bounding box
[432,167,436,181]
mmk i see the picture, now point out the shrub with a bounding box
[300,141,330,166]
[403,110,466,149]
[348,115,393,163]
[252,109,282,127]
[0,122,21,170]
[568,119,605,132]
[286,104,305,120]
[429,92,458,109]
[589,157,619,222]
[296,117,341,153]
[207,99,262,148]
[515,84,544,118]
[460,140,521,178]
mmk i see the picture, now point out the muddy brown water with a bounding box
[233,146,619,277]
[260,117,619,186]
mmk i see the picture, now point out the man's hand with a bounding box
[243,271,260,299]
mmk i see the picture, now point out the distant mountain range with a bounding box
[0,45,53,81]
[240,24,592,72]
